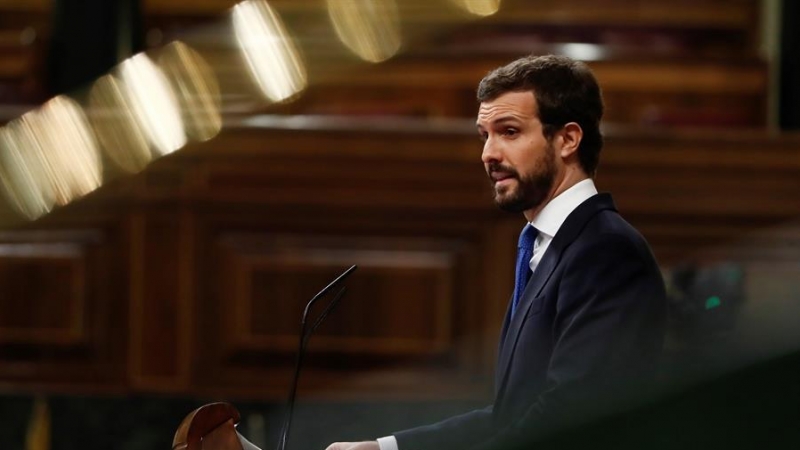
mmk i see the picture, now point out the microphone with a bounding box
[276,264,358,450]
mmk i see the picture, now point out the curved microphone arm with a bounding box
[276,265,357,450]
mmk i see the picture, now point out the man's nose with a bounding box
[481,138,500,164]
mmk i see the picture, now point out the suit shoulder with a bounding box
[575,209,657,261]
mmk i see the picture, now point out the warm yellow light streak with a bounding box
[119,53,187,155]
[326,0,402,63]
[451,0,502,17]
[158,41,222,142]
[232,0,307,103]
[35,96,103,205]
[0,124,54,220]
[0,96,101,219]
[88,74,153,173]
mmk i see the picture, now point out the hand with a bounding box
[325,441,380,450]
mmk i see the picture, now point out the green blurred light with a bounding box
[705,296,722,310]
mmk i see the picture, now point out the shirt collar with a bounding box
[530,178,598,238]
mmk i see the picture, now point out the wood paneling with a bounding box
[190,206,493,399]
[218,234,457,355]
[0,241,86,345]
[187,118,800,266]
[0,0,789,402]
[0,116,798,398]
[486,0,760,30]
[0,228,127,390]
[269,56,767,127]
[128,211,195,392]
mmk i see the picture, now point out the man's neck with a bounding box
[524,168,590,222]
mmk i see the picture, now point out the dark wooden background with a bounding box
[0,0,797,410]
[2,119,799,402]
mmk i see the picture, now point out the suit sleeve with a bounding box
[470,234,666,450]
[392,405,494,450]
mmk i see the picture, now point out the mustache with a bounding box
[486,162,519,179]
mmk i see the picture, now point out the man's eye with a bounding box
[503,128,518,136]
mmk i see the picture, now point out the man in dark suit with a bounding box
[326,54,666,450]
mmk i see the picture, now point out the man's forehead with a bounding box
[477,91,538,124]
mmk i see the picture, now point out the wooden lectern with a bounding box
[173,403,261,450]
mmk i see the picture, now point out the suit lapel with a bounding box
[494,240,561,398]
[494,194,617,404]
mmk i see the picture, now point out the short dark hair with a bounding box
[477,54,604,176]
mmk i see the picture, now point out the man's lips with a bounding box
[490,171,515,183]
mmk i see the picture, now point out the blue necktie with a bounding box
[512,223,538,316]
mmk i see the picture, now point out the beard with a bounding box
[487,143,557,213]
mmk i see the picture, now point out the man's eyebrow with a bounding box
[492,116,522,124]
[477,116,522,129]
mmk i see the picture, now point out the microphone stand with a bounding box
[276,265,358,450]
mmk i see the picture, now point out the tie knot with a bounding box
[518,223,538,250]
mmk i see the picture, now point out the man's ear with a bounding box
[558,122,583,159]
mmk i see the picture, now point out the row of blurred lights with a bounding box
[0,0,502,221]
[0,41,221,220]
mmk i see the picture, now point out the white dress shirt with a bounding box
[377,179,598,450]
[527,178,598,274]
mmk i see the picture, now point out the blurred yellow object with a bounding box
[25,396,50,450]
[0,96,101,220]
[36,96,104,205]
[0,123,54,220]
[327,0,402,63]
[158,41,223,142]
[88,74,154,173]
[119,53,188,156]
[232,0,307,103]
[451,0,502,16]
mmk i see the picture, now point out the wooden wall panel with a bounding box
[0,228,127,389]
[0,242,85,345]
[192,219,494,399]
[129,211,195,392]
[218,234,456,355]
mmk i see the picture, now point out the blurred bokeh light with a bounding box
[0,96,102,220]
[232,0,308,103]
[0,122,55,221]
[36,96,103,204]
[88,74,154,174]
[451,0,502,17]
[119,53,187,156]
[158,41,222,142]
[326,0,402,63]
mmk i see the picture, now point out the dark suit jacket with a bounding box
[394,193,667,450]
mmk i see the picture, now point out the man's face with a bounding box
[476,91,558,214]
